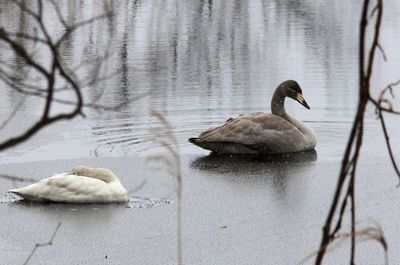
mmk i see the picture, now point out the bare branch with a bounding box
[23,222,61,265]
[370,4,379,18]
[369,79,400,115]
[378,110,400,185]
[332,185,350,235]
[377,43,387,61]
[0,109,81,152]
[48,0,68,29]
[0,98,25,131]
[10,0,41,21]
[315,0,387,263]
[0,28,50,78]
[365,0,383,83]
[0,30,47,44]
[370,99,400,115]
[55,13,111,48]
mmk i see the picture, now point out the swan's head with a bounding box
[70,165,91,176]
[282,80,310,110]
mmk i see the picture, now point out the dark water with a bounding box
[1,1,400,264]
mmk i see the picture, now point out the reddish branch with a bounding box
[316,0,398,264]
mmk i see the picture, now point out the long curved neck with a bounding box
[270,87,311,135]
[282,113,310,135]
[88,168,119,183]
[72,166,119,183]
[271,88,286,116]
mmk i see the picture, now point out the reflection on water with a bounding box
[190,150,317,201]
[190,149,317,171]
[5,196,169,210]
[0,1,400,163]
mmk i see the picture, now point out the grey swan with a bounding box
[189,80,317,155]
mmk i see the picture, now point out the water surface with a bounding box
[1,1,400,264]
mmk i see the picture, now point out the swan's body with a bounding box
[189,80,317,155]
[9,166,128,203]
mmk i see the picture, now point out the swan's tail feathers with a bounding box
[9,189,27,199]
[189,137,211,150]
[189,137,200,145]
[189,137,218,152]
[9,188,44,201]
[9,188,21,194]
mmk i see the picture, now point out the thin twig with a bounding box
[0,98,25,131]
[22,222,61,265]
[0,1,117,152]
[0,28,50,78]
[127,179,147,195]
[377,43,387,61]
[55,13,111,48]
[378,110,400,185]
[315,0,388,263]
[149,110,183,265]
[0,30,48,44]
[332,182,351,235]
[48,0,68,28]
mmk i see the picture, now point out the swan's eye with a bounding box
[290,86,302,94]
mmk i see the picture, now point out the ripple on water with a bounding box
[0,193,171,209]
[127,197,171,209]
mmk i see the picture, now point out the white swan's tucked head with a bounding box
[69,165,118,183]
[70,165,92,176]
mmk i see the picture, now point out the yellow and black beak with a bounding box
[296,93,310,109]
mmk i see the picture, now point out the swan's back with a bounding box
[9,167,128,203]
[190,112,315,154]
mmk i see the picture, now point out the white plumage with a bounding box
[9,165,128,203]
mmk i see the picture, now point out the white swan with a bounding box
[8,165,128,203]
[189,80,317,154]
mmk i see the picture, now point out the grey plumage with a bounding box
[189,80,317,155]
